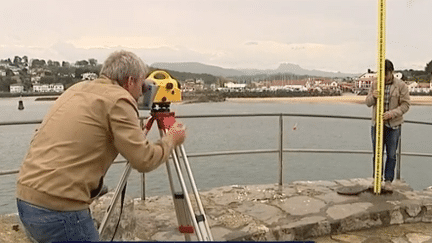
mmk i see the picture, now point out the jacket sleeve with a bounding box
[109,98,174,173]
[389,82,410,118]
[365,81,377,107]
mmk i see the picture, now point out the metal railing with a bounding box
[2,113,432,199]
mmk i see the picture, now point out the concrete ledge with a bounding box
[2,178,432,242]
[89,177,432,241]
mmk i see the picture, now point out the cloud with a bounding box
[244,42,259,46]
[1,0,431,73]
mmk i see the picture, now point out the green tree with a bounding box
[62,61,70,68]
[0,76,16,92]
[425,60,432,75]
[13,56,21,66]
[40,76,55,84]
[88,58,97,66]
[22,56,28,65]
[31,59,46,67]
[75,67,89,80]
[75,60,89,66]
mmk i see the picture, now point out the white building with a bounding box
[356,72,403,90]
[224,82,246,91]
[82,72,98,80]
[408,81,432,94]
[51,83,64,93]
[10,84,24,93]
[33,84,49,92]
[33,83,64,93]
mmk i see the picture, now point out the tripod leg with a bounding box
[170,147,204,241]
[155,115,212,240]
[98,163,132,236]
[178,145,213,241]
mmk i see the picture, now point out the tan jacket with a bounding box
[365,77,410,127]
[17,77,174,211]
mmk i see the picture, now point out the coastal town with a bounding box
[1,56,431,99]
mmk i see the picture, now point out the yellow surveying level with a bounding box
[147,70,182,104]
[374,0,386,194]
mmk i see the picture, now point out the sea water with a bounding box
[1,96,431,215]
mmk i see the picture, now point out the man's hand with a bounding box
[372,90,380,99]
[383,111,392,121]
[166,121,186,146]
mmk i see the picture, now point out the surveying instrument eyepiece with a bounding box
[98,70,213,241]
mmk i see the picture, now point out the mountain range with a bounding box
[2,41,360,78]
[151,62,360,78]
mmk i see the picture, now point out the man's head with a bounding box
[385,59,394,84]
[100,50,149,101]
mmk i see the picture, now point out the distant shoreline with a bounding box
[226,95,432,106]
[3,93,431,106]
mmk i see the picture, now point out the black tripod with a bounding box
[98,106,213,241]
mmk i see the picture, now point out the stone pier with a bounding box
[2,177,432,242]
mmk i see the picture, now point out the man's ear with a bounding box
[123,77,133,89]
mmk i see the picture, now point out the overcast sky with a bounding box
[0,0,430,73]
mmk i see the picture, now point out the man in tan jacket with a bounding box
[16,50,186,242]
[366,59,410,190]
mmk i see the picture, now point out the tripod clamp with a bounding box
[144,110,177,132]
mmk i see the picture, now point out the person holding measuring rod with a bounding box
[366,59,410,191]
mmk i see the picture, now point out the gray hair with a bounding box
[100,50,149,86]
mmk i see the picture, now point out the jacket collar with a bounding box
[95,75,121,86]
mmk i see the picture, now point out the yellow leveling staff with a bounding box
[374,0,386,194]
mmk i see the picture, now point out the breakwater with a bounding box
[3,178,432,242]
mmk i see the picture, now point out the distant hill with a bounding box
[151,62,244,77]
[151,62,359,78]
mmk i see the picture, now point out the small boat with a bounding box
[18,98,24,110]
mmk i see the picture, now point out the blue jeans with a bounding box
[17,199,99,242]
[371,125,400,182]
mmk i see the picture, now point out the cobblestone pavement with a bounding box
[2,178,432,242]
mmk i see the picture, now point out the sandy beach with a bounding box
[226,94,432,106]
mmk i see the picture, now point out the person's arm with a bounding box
[387,82,411,119]
[365,80,378,107]
[109,98,184,173]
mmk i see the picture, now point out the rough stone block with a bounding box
[338,213,382,232]
[400,200,423,223]
[327,202,373,220]
[274,196,326,216]
[422,205,432,222]
[334,179,355,187]
[234,201,284,225]
[389,208,404,225]
[272,226,295,241]
[90,192,136,241]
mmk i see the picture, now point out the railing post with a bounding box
[396,126,402,180]
[278,114,283,186]
[140,118,146,200]
[141,173,146,200]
